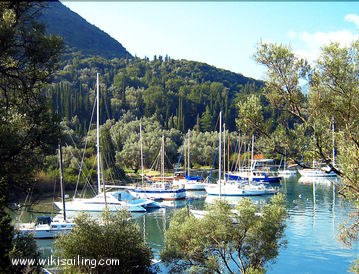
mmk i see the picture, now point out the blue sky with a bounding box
[61,1,359,80]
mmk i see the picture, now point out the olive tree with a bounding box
[55,210,153,273]
[161,194,287,273]
[242,41,358,269]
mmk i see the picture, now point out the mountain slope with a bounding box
[39,1,132,59]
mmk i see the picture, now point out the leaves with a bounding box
[55,210,152,273]
[161,195,287,273]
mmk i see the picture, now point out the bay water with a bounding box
[34,176,358,273]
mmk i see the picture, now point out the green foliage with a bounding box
[0,1,63,202]
[161,194,287,273]
[236,94,264,136]
[46,55,262,135]
[251,41,359,260]
[9,231,40,274]
[55,210,152,273]
[0,210,14,272]
[0,210,40,273]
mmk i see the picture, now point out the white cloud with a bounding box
[287,14,359,62]
[345,14,359,27]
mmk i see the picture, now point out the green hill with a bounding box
[38,1,264,133]
[39,1,132,59]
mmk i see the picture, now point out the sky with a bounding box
[61,1,359,80]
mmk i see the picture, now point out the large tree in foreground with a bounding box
[0,1,63,204]
[161,194,287,273]
[238,41,358,269]
[55,210,153,273]
[0,1,63,271]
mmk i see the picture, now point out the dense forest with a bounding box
[45,54,263,135]
[40,55,264,187]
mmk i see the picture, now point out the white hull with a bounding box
[54,193,148,212]
[17,219,75,239]
[278,170,298,178]
[172,179,205,191]
[298,169,337,178]
[128,189,186,201]
[205,182,278,196]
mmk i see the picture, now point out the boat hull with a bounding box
[205,183,278,196]
[54,194,147,212]
[17,222,75,239]
[172,179,205,191]
[298,169,337,178]
[128,188,186,201]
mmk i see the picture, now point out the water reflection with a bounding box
[17,176,358,273]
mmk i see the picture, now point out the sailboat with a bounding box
[173,130,205,191]
[54,74,160,213]
[299,119,338,178]
[129,135,186,201]
[16,144,75,239]
[226,136,281,183]
[205,113,278,197]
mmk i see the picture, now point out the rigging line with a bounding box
[73,93,97,198]
[150,149,160,171]
[64,142,95,195]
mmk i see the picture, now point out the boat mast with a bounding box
[332,117,336,167]
[58,143,66,221]
[96,73,101,194]
[223,123,226,182]
[161,135,165,183]
[250,135,255,180]
[187,129,190,177]
[140,122,144,186]
[219,111,222,198]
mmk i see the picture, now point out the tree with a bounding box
[0,2,63,270]
[161,194,287,273]
[249,41,358,268]
[9,232,40,274]
[55,210,153,273]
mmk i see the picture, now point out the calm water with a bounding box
[34,176,358,273]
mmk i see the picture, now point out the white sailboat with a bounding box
[129,135,186,201]
[299,119,338,178]
[54,74,159,213]
[173,130,205,191]
[17,144,75,239]
[205,113,278,197]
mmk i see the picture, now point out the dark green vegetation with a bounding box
[55,210,152,273]
[161,194,287,273]
[46,55,262,135]
[0,1,63,271]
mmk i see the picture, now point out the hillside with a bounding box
[39,1,132,59]
[37,1,264,133]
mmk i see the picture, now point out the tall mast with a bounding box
[96,73,101,194]
[219,111,222,198]
[332,117,336,167]
[251,135,255,173]
[223,123,226,182]
[161,135,165,183]
[187,130,190,176]
[140,122,144,186]
[58,143,66,221]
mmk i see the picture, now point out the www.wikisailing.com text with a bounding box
[11,255,120,269]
